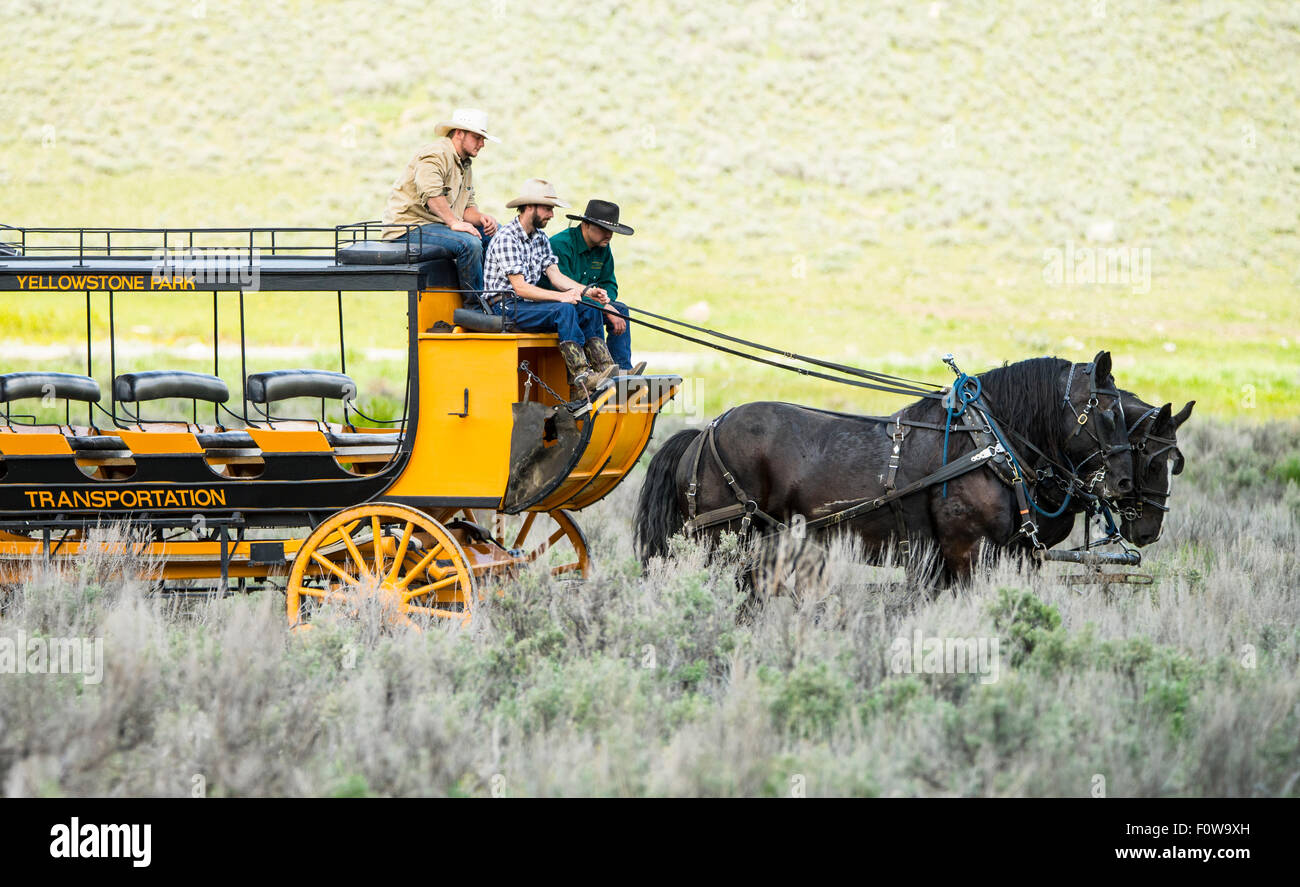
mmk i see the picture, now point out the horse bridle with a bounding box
[1061,361,1130,492]
[1119,405,1182,519]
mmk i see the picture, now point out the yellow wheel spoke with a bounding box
[394,613,421,631]
[371,515,384,577]
[396,548,439,589]
[385,521,414,583]
[310,551,359,586]
[511,512,537,549]
[402,574,462,602]
[289,504,477,630]
[526,526,568,562]
[335,526,370,580]
[295,587,354,606]
[404,604,467,621]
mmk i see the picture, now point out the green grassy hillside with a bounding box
[2,0,1297,417]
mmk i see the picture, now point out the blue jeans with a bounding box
[394,224,492,297]
[605,301,632,370]
[494,298,607,344]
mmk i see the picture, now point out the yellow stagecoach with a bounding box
[0,224,680,627]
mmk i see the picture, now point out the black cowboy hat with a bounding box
[566,199,634,236]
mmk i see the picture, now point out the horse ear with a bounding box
[1173,400,1195,428]
[1092,350,1113,380]
[1156,403,1173,425]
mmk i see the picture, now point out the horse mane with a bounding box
[975,357,1071,461]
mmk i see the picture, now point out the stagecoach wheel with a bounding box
[506,509,590,577]
[444,507,589,578]
[286,503,476,630]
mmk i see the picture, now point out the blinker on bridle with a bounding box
[1123,405,1181,517]
[1061,362,1131,483]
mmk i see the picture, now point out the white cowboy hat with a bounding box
[505,178,570,209]
[434,108,501,143]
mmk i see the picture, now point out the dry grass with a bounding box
[0,417,1296,797]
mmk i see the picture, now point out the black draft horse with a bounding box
[983,390,1195,553]
[636,351,1135,585]
[1027,392,1194,551]
[1116,394,1194,546]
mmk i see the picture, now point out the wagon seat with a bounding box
[337,237,501,330]
[0,371,125,454]
[244,369,403,467]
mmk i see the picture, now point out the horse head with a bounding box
[1060,350,1133,500]
[1119,398,1193,545]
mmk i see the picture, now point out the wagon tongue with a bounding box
[501,401,583,513]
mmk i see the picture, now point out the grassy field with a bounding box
[1,416,1296,797]
[2,0,1296,419]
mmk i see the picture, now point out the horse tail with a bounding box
[635,428,701,563]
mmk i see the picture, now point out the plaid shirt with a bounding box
[483,217,557,305]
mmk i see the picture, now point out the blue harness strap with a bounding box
[940,373,982,496]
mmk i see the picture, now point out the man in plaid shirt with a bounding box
[483,178,619,398]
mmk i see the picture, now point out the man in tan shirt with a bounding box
[381,108,500,303]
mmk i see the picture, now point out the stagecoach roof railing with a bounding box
[0,222,420,264]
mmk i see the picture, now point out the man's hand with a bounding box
[606,312,627,335]
[450,220,479,236]
[479,214,498,236]
[556,287,583,304]
[582,286,610,304]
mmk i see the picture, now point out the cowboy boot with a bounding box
[557,340,594,400]
[583,338,620,389]
[630,360,648,375]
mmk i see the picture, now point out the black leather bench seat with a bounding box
[114,371,230,404]
[245,370,356,404]
[196,431,257,449]
[66,435,131,451]
[0,372,102,404]
[37,429,403,456]
[326,432,403,448]
[336,240,417,265]
[451,308,504,333]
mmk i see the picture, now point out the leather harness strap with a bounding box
[682,415,785,536]
[684,417,710,522]
[803,443,1003,531]
[883,416,911,555]
[681,409,1037,542]
[679,392,1078,552]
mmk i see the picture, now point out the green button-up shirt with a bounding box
[545,225,618,301]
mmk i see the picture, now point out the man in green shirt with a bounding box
[546,200,644,373]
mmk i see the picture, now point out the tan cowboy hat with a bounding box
[505,178,570,209]
[434,108,501,143]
